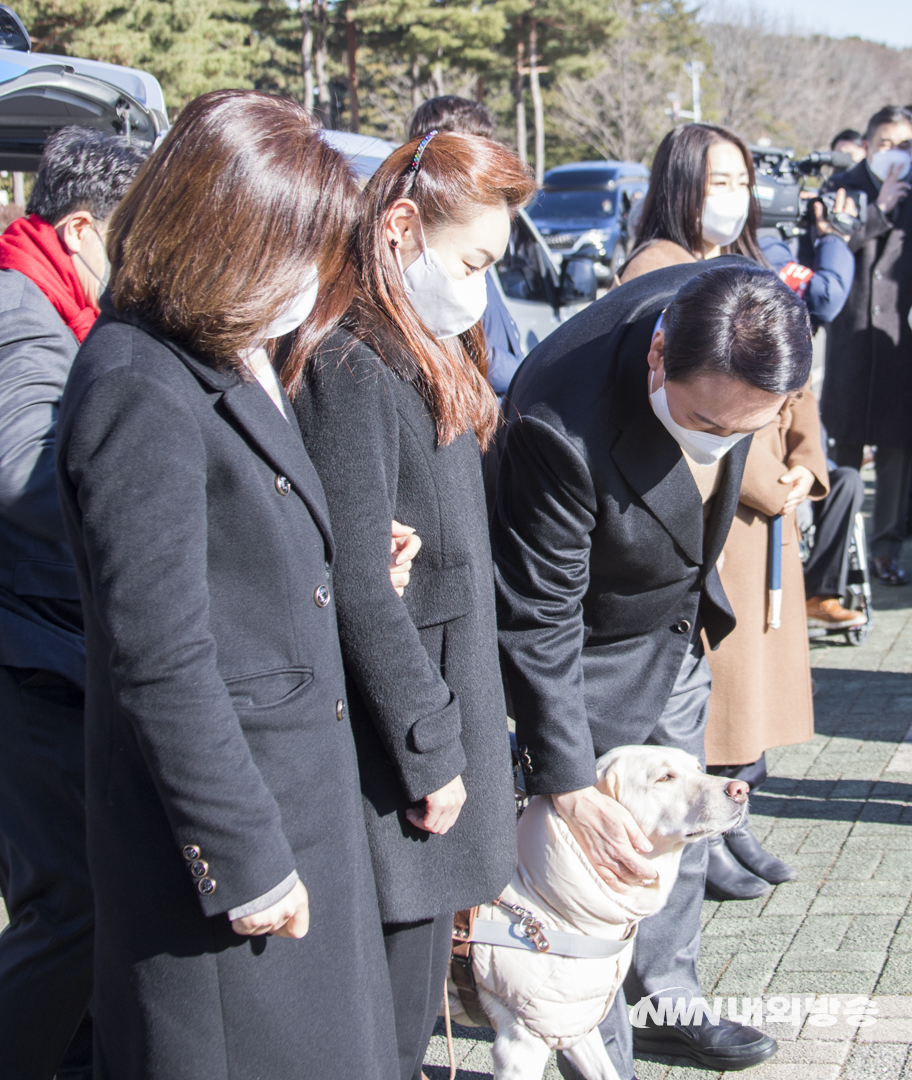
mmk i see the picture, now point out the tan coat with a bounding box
[704,390,829,765]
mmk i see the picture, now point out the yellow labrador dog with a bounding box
[451,745,749,1080]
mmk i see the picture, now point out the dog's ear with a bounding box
[598,762,622,802]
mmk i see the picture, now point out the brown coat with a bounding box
[704,390,829,766]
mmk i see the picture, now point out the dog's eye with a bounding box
[656,774,675,783]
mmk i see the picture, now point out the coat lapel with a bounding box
[611,406,705,566]
[217,380,335,559]
[608,314,705,566]
[108,305,338,560]
[703,435,751,571]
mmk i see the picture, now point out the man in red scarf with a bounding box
[0,126,148,1080]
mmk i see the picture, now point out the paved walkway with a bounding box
[425,489,912,1079]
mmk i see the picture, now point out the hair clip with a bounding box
[407,130,437,175]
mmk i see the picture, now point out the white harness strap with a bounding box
[471,917,637,960]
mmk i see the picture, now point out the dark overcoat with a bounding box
[489,258,752,797]
[821,161,912,447]
[55,309,398,1080]
[292,329,516,924]
[0,269,83,684]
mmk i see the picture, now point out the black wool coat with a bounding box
[488,258,752,797]
[55,308,398,1080]
[293,329,516,924]
[821,161,912,447]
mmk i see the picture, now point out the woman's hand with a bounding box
[390,519,422,596]
[405,775,466,834]
[230,879,310,938]
[779,464,815,515]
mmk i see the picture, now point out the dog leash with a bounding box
[442,974,457,1080]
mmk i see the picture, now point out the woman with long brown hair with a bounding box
[286,131,536,1080]
[55,90,400,1079]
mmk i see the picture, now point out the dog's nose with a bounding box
[725,780,749,803]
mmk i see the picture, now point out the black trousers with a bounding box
[803,466,866,599]
[0,666,93,1080]
[383,913,452,1080]
[833,444,911,560]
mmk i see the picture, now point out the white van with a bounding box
[0,5,167,170]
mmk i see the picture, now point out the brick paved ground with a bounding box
[425,481,912,1080]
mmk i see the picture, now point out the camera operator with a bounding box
[820,105,912,585]
[830,129,867,165]
[750,147,857,328]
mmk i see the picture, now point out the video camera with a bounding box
[749,146,867,239]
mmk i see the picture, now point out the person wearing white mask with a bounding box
[821,105,912,586]
[489,262,812,1080]
[53,90,413,1080]
[616,123,768,281]
[610,124,862,915]
[284,130,537,1080]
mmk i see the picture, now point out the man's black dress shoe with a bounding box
[705,836,771,900]
[725,821,797,884]
[872,556,909,585]
[632,1015,777,1071]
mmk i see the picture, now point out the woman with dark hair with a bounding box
[55,89,400,1080]
[622,122,767,277]
[285,131,536,1080]
[619,124,833,902]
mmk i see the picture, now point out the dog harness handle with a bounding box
[471,913,637,960]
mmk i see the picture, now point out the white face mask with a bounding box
[261,273,320,340]
[649,369,750,465]
[395,220,488,340]
[869,148,912,183]
[701,190,751,249]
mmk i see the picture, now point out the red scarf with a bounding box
[0,214,97,342]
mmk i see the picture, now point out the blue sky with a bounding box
[705,0,912,48]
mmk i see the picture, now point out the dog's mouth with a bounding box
[685,808,746,840]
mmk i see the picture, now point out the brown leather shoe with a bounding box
[806,596,867,629]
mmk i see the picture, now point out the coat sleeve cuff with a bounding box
[226,870,299,922]
[396,696,468,802]
[524,762,599,797]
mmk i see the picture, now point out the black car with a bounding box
[527,160,650,281]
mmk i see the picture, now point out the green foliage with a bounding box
[15,0,893,169]
[13,0,297,109]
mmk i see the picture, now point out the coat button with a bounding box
[182,845,201,862]
[314,584,330,607]
[275,475,291,496]
[874,270,883,280]
[873,304,881,316]
[197,877,216,895]
[189,860,209,878]
[673,619,692,634]
[336,699,345,722]
[518,745,533,774]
